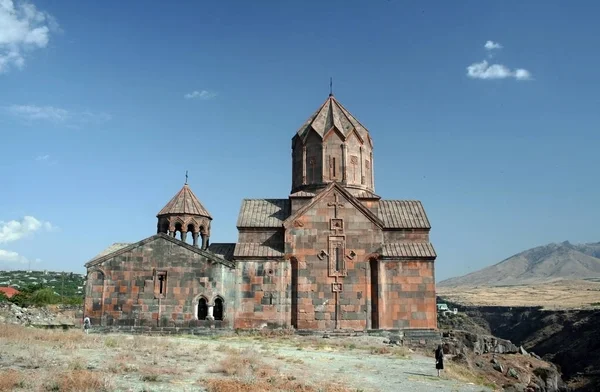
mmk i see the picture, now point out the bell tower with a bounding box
[156,180,213,249]
[291,94,375,196]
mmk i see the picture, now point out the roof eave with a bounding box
[85,233,234,269]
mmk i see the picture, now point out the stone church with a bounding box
[84,93,438,332]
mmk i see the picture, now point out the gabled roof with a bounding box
[233,243,284,258]
[208,243,235,261]
[236,199,290,228]
[354,189,381,200]
[380,243,436,259]
[283,182,384,229]
[378,200,431,229]
[88,243,131,263]
[157,184,212,219]
[85,234,234,269]
[289,190,316,198]
[0,287,20,298]
[296,95,371,146]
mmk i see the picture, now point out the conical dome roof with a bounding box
[296,94,372,145]
[157,184,212,219]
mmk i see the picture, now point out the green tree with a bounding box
[30,288,60,306]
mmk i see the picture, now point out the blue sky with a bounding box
[1,0,599,281]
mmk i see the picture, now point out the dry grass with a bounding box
[438,279,600,309]
[369,345,410,357]
[204,349,357,392]
[235,328,296,338]
[203,378,356,392]
[46,370,113,392]
[0,324,429,392]
[444,362,498,390]
[209,348,275,378]
[0,369,25,391]
[0,324,85,346]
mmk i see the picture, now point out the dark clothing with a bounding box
[435,347,444,370]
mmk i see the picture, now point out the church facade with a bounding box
[84,94,438,331]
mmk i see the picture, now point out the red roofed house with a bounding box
[0,287,20,298]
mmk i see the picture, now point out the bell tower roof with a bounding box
[157,183,212,219]
[295,94,372,146]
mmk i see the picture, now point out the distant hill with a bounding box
[438,241,600,287]
[0,270,85,296]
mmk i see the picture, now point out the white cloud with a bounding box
[5,104,111,127]
[35,154,49,161]
[0,0,59,73]
[514,68,532,80]
[184,90,217,100]
[484,40,502,50]
[0,215,56,244]
[467,60,532,81]
[0,249,28,263]
[7,104,68,122]
[467,41,533,81]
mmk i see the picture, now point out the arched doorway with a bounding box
[213,297,224,321]
[197,298,208,320]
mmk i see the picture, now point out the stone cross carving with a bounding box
[327,193,344,218]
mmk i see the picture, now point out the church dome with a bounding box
[291,94,375,195]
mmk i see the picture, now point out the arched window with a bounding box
[174,222,183,239]
[186,224,195,245]
[197,298,208,320]
[213,297,224,321]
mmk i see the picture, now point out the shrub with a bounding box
[60,295,84,305]
[0,369,25,391]
[30,288,60,306]
[48,370,113,392]
[104,337,118,348]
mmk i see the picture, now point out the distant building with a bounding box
[84,94,438,332]
[0,287,20,298]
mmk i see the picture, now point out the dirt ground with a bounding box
[0,325,493,392]
[437,279,600,309]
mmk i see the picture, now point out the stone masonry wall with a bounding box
[379,260,436,329]
[233,260,291,329]
[285,188,383,330]
[382,229,430,243]
[84,237,235,328]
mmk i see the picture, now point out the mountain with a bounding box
[438,241,600,287]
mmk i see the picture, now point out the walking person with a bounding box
[83,316,91,334]
[435,344,444,377]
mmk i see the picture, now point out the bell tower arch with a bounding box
[156,179,213,249]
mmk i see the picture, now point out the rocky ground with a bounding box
[441,329,568,392]
[0,303,79,327]
[438,302,599,392]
